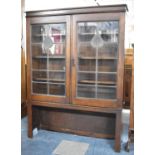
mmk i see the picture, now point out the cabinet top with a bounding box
[26,4,128,17]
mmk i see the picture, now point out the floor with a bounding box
[21,110,134,155]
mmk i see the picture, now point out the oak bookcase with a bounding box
[26,4,127,152]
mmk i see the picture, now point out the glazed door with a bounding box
[71,13,125,108]
[27,16,70,103]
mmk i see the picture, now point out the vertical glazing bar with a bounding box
[95,44,98,98]
[30,25,32,94]
[95,22,99,99]
[76,25,79,97]
[47,36,49,95]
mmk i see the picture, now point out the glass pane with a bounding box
[48,72,65,83]
[49,59,65,70]
[79,59,96,71]
[31,23,66,96]
[97,73,116,85]
[98,59,117,72]
[32,83,47,94]
[49,84,65,96]
[32,71,47,82]
[98,43,118,58]
[79,43,96,58]
[97,87,116,99]
[77,85,96,98]
[78,73,96,85]
[76,21,118,99]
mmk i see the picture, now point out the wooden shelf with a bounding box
[33,56,47,59]
[79,56,96,60]
[78,71,117,74]
[31,42,65,45]
[78,84,116,88]
[97,85,116,88]
[49,56,65,59]
[79,41,118,44]
[49,82,65,85]
[78,71,95,74]
[33,33,66,37]
[79,80,116,85]
[33,55,65,59]
[98,57,117,60]
[32,81,48,84]
[32,69,65,72]
[49,70,65,72]
[78,84,95,87]
[49,79,65,82]
[33,77,48,81]
[78,32,118,35]
[34,78,65,83]
[32,81,65,85]
[98,71,117,74]
[32,69,47,72]
[77,88,115,94]
[79,56,117,60]
[31,42,42,45]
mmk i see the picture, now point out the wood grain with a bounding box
[26,5,127,152]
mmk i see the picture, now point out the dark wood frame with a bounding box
[21,47,27,117]
[123,48,134,109]
[26,5,127,152]
[27,15,71,104]
[71,12,125,108]
[30,101,122,151]
[26,4,128,17]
